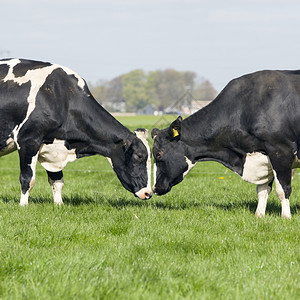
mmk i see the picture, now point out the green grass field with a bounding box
[0,116,299,299]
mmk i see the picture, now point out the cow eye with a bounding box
[155,152,162,160]
[133,153,143,161]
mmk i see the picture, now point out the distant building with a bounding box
[181,100,211,115]
[164,105,181,115]
[137,104,155,115]
[102,99,126,113]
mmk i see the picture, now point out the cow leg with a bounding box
[255,168,295,218]
[19,151,39,206]
[47,171,64,205]
[255,180,273,218]
[265,147,293,219]
[273,170,292,219]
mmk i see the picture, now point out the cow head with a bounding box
[109,129,152,200]
[151,116,195,195]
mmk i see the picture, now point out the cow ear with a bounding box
[151,128,160,139]
[169,116,182,139]
[134,128,149,140]
[123,135,134,152]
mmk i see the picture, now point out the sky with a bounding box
[1,0,300,92]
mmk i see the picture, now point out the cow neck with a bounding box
[67,96,132,158]
[181,100,245,174]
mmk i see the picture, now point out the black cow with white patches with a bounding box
[0,58,152,205]
[152,70,300,218]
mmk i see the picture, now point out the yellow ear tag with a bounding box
[172,128,179,137]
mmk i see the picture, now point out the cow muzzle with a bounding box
[152,184,171,196]
[135,187,152,200]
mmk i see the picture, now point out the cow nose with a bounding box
[135,188,152,200]
[151,184,170,196]
[152,185,157,195]
[144,191,152,199]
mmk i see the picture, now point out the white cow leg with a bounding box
[255,183,272,218]
[47,171,64,205]
[273,171,291,219]
[19,153,38,206]
[20,191,29,206]
[281,198,291,219]
[49,178,64,205]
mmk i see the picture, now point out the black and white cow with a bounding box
[152,70,300,218]
[0,58,152,205]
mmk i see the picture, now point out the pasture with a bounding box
[0,115,299,299]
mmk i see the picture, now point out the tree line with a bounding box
[90,69,217,112]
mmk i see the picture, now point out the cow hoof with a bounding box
[255,211,265,218]
[19,192,29,206]
[281,199,291,219]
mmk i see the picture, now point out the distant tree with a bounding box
[193,79,217,101]
[106,75,123,103]
[122,70,149,112]
[144,71,160,109]
[90,69,216,112]
[90,80,107,104]
[90,76,124,105]
[146,69,196,110]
